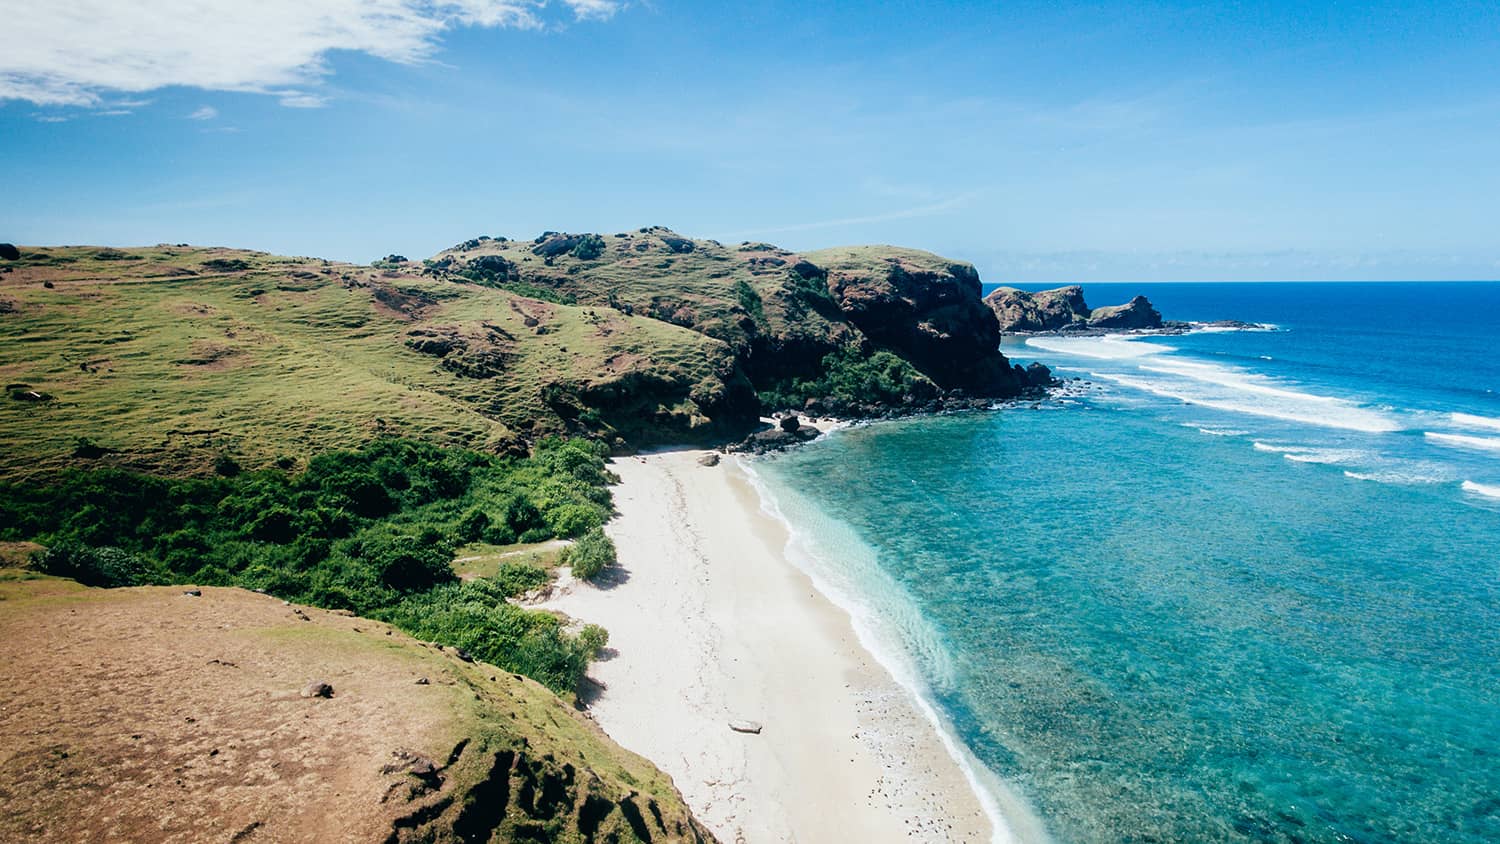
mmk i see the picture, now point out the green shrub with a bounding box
[563,527,615,581]
[758,346,931,410]
[735,279,766,324]
[378,580,598,693]
[570,234,606,261]
[0,436,617,694]
[491,562,550,597]
[32,543,159,588]
[578,623,609,657]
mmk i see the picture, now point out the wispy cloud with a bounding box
[188,106,218,120]
[728,193,983,239]
[0,0,624,108]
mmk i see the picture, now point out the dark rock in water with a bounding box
[1025,361,1055,388]
[985,286,1164,332]
[1086,295,1162,330]
[779,415,800,433]
[984,286,1090,332]
[0,244,19,261]
[300,681,334,699]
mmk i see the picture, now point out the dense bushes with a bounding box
[562,527,616,581]
[0,437,617,695]
[758,345,931,410]
[33,543,159,588]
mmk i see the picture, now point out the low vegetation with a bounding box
[562,525,617,580]
[0,437,615,696]
[757,346,935,409]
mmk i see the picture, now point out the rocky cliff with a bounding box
[984,285,1163,333]
[802,246,1025,396]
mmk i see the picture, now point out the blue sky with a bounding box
[2,0,1498,281]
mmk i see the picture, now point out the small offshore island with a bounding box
[0,230,1065,842]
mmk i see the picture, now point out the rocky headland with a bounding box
[984,285,1263,336]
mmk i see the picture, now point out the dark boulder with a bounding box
[779,415,800,433]
[1086,295,1162,330]
[1024,361,1055,388]
[0,243,19,261]
[983,286,1090,332]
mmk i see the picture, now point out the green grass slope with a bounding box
[0,244,744,479]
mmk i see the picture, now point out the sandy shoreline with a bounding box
[540,449,1004,843]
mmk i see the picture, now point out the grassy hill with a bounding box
[0,242,747,479]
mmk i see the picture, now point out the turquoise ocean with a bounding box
[746,282,1499,843]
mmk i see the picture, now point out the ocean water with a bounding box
[749,282,1500,843]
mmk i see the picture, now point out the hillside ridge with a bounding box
[0,229,1038,479]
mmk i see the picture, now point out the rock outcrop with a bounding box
[804,246,1025,397]
[1086,295,1162,330]
[984,285,1090,332]
[984,286,1164,333]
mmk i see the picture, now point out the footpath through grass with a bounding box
[0,436,615,696]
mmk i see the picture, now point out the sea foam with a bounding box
[1460,480,1500,499]
[1450,412,1500,432]
[1425,432,1500,454]
[1094,371,1399,433]
[1025,335,1174,359]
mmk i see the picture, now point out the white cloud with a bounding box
[566,0,623,20]
[188,106,218,120]
[0,0,623,108]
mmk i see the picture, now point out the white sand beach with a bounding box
[540,449,1003,844]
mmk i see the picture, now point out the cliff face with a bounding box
[984,286,1163,333]
[802,247,1024,396]
[984,285,1091,332]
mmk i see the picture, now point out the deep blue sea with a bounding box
[748,283,1500,843]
